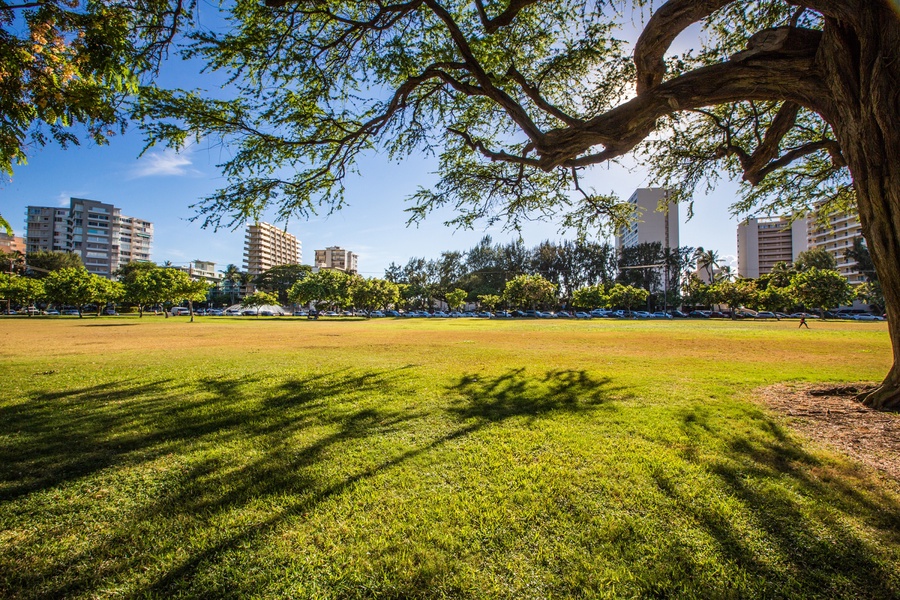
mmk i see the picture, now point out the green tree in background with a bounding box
[789,268,853,319]
[43,268,92,317]
[503,274,557,311]
[241,291,279,317]
[25,250,84,278]
[445,288,468,312]
[794,248,838,272]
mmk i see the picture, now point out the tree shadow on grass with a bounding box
[446,368,621,423]
[1,366,623,598]
[639,405,900,597]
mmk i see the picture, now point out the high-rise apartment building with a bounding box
[25,198,154,278]
[243,222,301,283]
[736,210,865,284]
[25,206,69,253]
[314,246,358,274]
[737,216,808,278]
[807,211,865,284]
[614,188,679,252]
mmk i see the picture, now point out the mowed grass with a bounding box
[0,317,898,598]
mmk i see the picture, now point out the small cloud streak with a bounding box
[130,148,196,178]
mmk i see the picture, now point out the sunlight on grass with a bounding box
[0,317,897,598]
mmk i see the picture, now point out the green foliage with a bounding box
[845,237,877,283]
[605,283,649,311]
[445,288,468,311]
[25,250,84,277]
[350,277,401,312]
[90,277,125,314]
[253,264,312,305]
[43,267,92,315]
[571,284,606,309]
[288,269,352,309]
[788,268,854,314]
[476,294,502,311]
[240,291,279,315]
[0,214,10,236]
[709,279,757,313]
[503,274,557,309]
[795,248,838,272]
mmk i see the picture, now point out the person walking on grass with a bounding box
[799,316,809,329]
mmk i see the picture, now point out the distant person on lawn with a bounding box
[799,316,809,329]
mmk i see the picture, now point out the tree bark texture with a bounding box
[816,2,900,409]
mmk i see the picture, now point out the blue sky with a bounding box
[1,9,747,278]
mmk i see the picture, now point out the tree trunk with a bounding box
[820,3,900,409]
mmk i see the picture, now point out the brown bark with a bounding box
[814,2,900,409]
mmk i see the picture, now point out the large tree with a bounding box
[141,0,900,408]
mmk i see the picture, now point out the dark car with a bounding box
[689,310,710,318]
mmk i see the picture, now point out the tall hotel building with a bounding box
[614,188,679,252]
[736,216,808,278]
[243,222,301,288]
[25,198,153,278]
[807,211,865,284]
[737,210,865,283]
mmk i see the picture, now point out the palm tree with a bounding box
[695,248,720,283]
[223,264,241,304]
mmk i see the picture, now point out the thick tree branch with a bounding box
[634,0,733,93]
[473,0,540,34]
[535,48,826,170]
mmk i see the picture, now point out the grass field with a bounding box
[1,316,898,598]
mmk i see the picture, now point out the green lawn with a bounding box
[1,317,898,598]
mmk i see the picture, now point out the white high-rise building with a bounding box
[737,216,808,278]
[25,198,153,278]
[807,211,865,284]
[615,188,679,252]
[243,222,301,283]
[736,209,866,284]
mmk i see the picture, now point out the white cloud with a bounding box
[129,148,196,178]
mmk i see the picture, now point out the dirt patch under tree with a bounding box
[757,383,900,482]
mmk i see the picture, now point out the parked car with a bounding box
[555,311,573,318]
[669,310,688,318]
[171,307,191,316]
[105,308,119,316]
[385,310,401,317]
[755,311,777,319]
[650,311,671,319]
[709,311,727,318]
[369,310,385,317]
[689,310,711,318]
[853,313,884,321]
[43,309,60,315]
[574,312,592,319]
[225,308,242,316]
[208,309,224,316]
[2,309,17,315]
[61,309,80,315]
